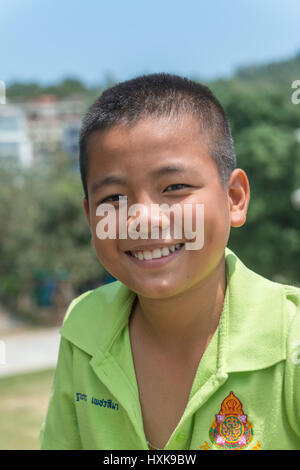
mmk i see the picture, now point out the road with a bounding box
[0,327,61,378]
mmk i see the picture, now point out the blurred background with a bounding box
[0,0,300,449]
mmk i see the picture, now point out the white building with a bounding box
[62,119,81,156]
[0,80,5,105]
[0,104,32,165]
[20,95,85,162]
[0,95,86,165]
[27,117,63,160]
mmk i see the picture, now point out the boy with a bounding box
[39,74,300,450]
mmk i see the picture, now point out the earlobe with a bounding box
[231,210,247,228]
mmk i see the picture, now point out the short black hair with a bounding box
[79,73,236,201]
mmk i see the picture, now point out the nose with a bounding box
[127,194,169,240]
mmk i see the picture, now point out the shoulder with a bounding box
[282,283,300,374]
[279,283,300,436]
[224,247,300,372]
[282,283,300,363]
[62,280,126,323]
[225,247,300,318]
[58,280,136,356]
[283,283,300,317]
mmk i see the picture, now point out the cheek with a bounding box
[204,200,230,246]
[178,195,204,237]
[179,194,226,243]
[92,239,126,281]
[93,238,118,257]
[91,209,120,254]
[91,223,120,269]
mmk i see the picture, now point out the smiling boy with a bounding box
[39,74,300,450]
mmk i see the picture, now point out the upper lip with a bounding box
[125,242,184,252]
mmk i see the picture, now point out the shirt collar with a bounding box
[224,248,286,372]
[60,247,287,372]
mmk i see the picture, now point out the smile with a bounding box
[125,243,185,266]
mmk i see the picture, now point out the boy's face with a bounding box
[83,115,246,299]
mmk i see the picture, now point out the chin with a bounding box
[130,279,185,299]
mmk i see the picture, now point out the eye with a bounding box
[99,194,127,203]
[163,184,191,192]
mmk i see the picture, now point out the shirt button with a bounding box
[176,430,187,442]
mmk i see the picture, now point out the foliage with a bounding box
[0,155,105,309]
[235,53,300,88]
[6,77,102,102]
[210,75,300,284]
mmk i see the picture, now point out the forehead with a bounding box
[88,115,205,153]
[86,115,214,183]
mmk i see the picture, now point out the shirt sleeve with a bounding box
[284,287,300,439]
[39,336,82,450]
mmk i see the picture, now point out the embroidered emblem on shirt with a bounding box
[208,391,254,450]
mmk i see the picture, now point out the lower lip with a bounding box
[125,245,185,268]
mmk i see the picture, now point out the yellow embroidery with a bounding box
[199,441,211,450]
[252,440,261,450]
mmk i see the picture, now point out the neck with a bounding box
[129,254,227,358]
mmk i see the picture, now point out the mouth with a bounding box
[125,243,185,267]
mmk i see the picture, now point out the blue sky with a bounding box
[1,0,300,85]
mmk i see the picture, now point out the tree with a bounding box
[0,155,105,318]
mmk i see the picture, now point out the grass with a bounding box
[0,368,55,449]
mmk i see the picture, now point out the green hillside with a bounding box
[235,53,300,88]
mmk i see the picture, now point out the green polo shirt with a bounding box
[39,247,300,450]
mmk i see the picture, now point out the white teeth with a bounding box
[143,251,152,260]
[131,243,184,260]
[152,249,163,258]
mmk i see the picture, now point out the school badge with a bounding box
[208,391,254,450]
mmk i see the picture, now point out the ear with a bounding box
[228,169,250,228]
[83,197,91,226]
[83,197,95,249]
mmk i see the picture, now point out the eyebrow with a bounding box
[91,175,126,194]
[90,164,189,195]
